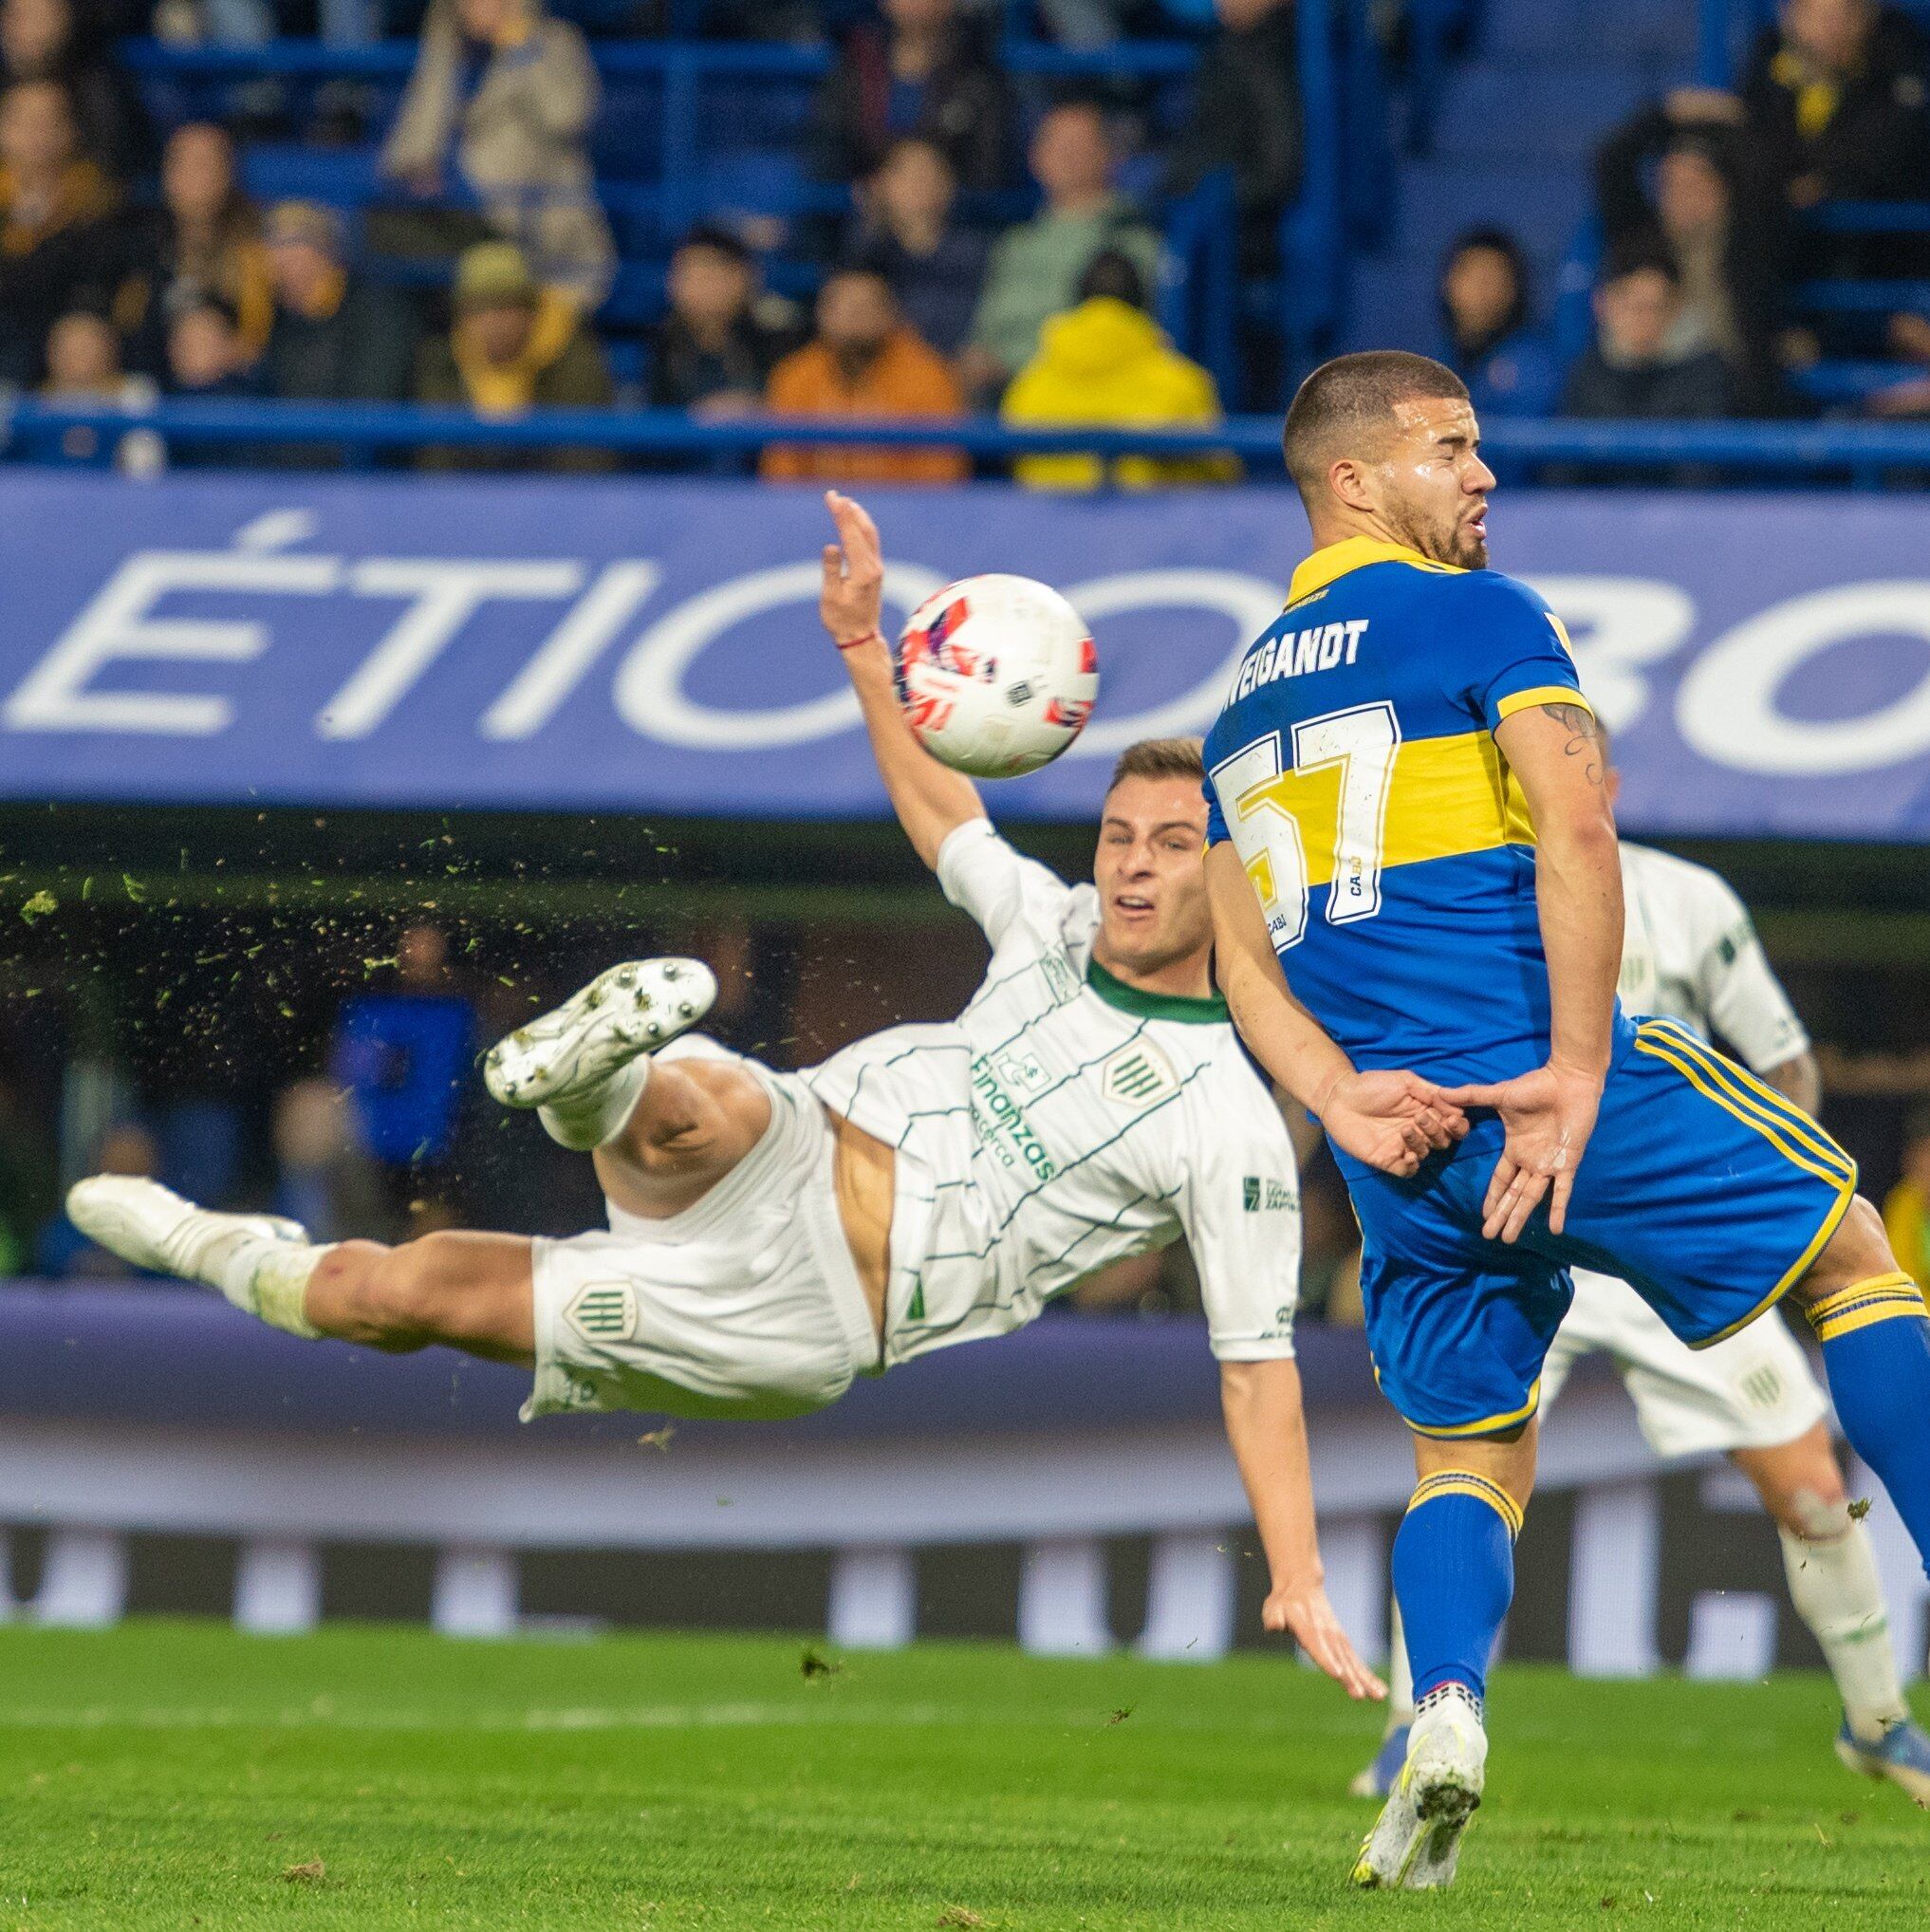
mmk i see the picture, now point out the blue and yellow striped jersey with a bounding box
[1202,535,1594,1085]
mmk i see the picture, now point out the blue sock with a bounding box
[1809,1273,1930,1579]
[1390,1470,1521,1705]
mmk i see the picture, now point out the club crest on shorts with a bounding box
[1735,1359,1787,1411]
[1101,1041,1177,1109]
[566,1280,637,1342]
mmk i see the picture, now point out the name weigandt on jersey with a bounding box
[1228,619,1370,705]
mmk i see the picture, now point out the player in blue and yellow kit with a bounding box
[1201,352,1930,1890]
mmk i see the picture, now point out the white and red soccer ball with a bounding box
[894,574,1099,778]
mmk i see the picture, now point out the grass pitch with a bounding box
[0,1622,1924,1929]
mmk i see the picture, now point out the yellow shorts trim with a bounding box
[1641,1020,1855,1184]
[1807,1273,1929,1344]
[1693,1173,1857,1350]
[1632,1025,1855,1193]
[1401,1378,1541,1441]
[1494,684,1594,722]
[1408,1469,1525,1538]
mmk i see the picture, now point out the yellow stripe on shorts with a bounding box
[1631,1022,1854,1191]
[1641,1019,1855,1184]
[1401,1378,1542,1442]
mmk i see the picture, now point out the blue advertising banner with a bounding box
[2,472,1928,840]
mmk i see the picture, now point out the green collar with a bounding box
[1086,956,1229,1025]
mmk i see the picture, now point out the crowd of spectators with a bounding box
[1437,0,1930,432]
[0,0,1279,479]
[8,0,1930,478]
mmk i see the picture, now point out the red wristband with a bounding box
[835,629,884,653]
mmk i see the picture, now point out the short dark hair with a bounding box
[1440,226,1531,337]
[1599,240,1679,289]
[1076,247,1147,310]
[676,224,752,269]
[1107,736,1205,795]
[1281,351,1469,499]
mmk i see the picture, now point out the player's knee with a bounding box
[1736,1429,1846,1534]
[639,1060,767,1166]
[1798,1194,1895,1306]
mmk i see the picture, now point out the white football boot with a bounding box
[483,957,716,1109]
[1350,1684,1487,1890]
[66,1176,306,1280]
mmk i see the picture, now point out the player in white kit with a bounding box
[1355,736,1930,1801]
[67,492,1468,1697]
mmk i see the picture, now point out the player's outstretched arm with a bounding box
[1442,700,1622,1242]
[1219,1358,1385,1700]
[1205,844,1467,1175]
[819,490,986,871]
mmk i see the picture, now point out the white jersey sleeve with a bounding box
[1684,868,1810,1075]
[936,816,1075,948]
[1167,1082,1301,1361]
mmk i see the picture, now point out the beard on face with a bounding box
[1384,495,1488,570]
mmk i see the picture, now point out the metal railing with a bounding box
[11,396,1930,486]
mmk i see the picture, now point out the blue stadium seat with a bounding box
[156,1101,243,1211]
[589,81,666,184]
[239,142,383,209]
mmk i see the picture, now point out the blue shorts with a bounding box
[1342,1016,1859,1439]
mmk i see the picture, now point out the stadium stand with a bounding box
[3,0,1930,471]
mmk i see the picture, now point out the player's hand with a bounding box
[1438,1059,1604,1242]
[1315,1069,1468,1178]
[1263,1580,1386,1701]
[820,490,885,648]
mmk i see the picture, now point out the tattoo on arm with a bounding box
[1542,700,1605,787]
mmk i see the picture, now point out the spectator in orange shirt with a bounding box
[761,266,967,485]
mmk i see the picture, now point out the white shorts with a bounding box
[1543,1268,1829,1460]
[523,1058,881,1421]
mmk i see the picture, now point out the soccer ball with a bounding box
[895,574,1099,778]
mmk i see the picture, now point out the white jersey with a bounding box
[804,819,1301,1368]
[1616,841,1809,1072]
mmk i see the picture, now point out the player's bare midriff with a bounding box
[826,1105,894,1342]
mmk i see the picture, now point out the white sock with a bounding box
[1413,1680,1483,1729]
[538,1055,650,1152]
[1386,1598,1416,1733]
[176,1215,325,1340]
[1779,1519,1910,1744]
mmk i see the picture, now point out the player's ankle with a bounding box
[1846,1704,1913,1747]
[538,1057,651,1151]
[1415,1680,1484,1726]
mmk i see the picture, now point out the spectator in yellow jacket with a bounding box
[999,251,1235,491]
[1884,1106,1930,1293]
[414,241,614,472]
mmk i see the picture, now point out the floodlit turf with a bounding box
[0,1623,1924,1929]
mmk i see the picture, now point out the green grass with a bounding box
[0,1622,1924,1929]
